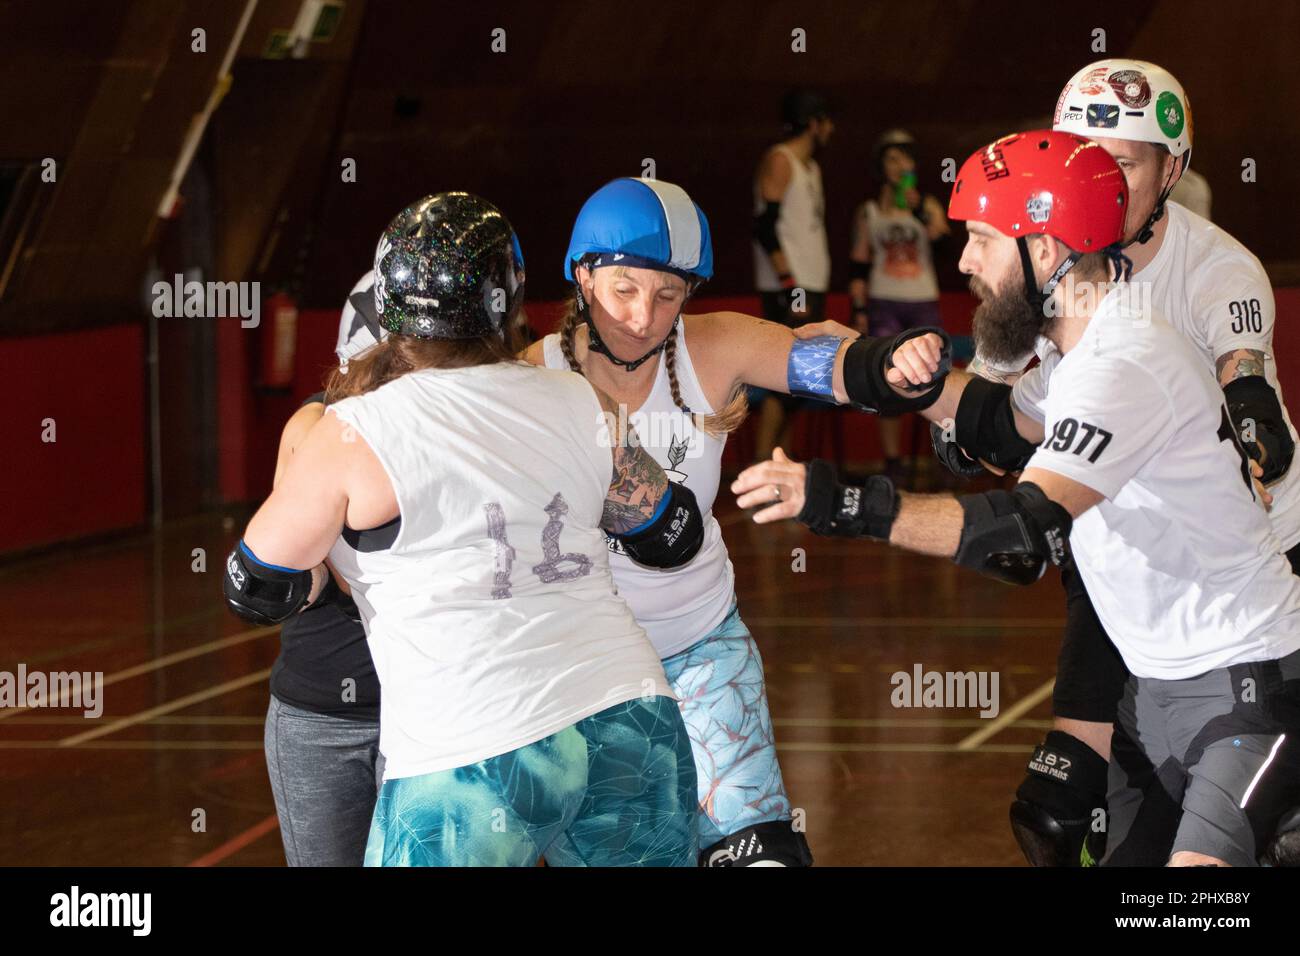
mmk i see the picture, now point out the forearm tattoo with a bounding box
[1217,348,1267,384]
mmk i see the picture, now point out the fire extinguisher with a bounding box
[259,291,298,389]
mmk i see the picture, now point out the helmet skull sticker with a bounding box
[1025,192,1053,225]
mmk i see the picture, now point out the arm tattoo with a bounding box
[967,354,1024,387]
[602,440,669,534]
[1216,348,1267,385]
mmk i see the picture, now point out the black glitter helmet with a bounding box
[372,192,526,340]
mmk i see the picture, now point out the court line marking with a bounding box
[0,740,264,750]
[1,716,267,726]
[0,626,277,721]
[955,677,1056,751]
[188,814,281,867]
[747,616,1064,629]
[777,741,1032,754]
[0,739,1035,754]
[0,715,1054,730]
[58,668,273,746]
[774,717,1052,729]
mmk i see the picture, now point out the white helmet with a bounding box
[1052,59,1192,161]
[335,269,387,369]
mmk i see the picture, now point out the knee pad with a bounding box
[700,820,813,867]
[1262,806,1300,867]
[1010,730,1109,867]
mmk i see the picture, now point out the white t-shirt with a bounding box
[327,362,668,780]
[855,199,939,303]
[986,202,1299,549]
[1012,291,1300,679]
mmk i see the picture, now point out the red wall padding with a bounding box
[1,324,147,552]
[207,285,1300,499]
[4,288,1299,553]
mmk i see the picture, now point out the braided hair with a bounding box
[557,294,747,437]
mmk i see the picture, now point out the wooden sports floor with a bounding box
[0,467,1065,867]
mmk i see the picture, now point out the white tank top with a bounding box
[753,144,831,292]
[543,321,736,659]
[859,199,939,302]
[327,361,668,780]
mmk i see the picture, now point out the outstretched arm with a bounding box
[689,310,953,413]
[732,451,1091,586]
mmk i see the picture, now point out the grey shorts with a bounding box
[1103,648,1300,867]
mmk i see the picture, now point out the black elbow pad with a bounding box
[753,202,782,254]
[842,327,952,415]
[614,481,704,569]
[1224,375,1295,484]
[223,542,313,626]
[954,377,1039,472]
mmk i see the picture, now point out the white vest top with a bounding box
[327,361,668,780]
[753,144,831,292]
[543,321,736,659]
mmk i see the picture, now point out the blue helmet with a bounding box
[563,178,713,283]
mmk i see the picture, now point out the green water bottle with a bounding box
[894,170,917,209]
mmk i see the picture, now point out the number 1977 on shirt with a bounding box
[1042,418,1113,463]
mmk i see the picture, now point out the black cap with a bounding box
[782,89,830,133]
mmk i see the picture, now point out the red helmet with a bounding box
[948,130,1128,251]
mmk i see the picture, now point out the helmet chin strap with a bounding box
[1016,237,1134,320]
[1123,153,1185,248]
[1017,236,1080,319]
[574,280,692,373]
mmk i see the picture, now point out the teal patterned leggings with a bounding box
[364,695,697,866]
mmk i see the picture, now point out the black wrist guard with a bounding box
[842,327,952,415]
[797,459,899,540]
